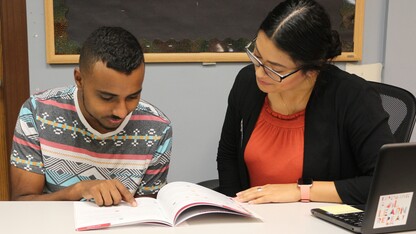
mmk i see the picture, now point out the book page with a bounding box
[174,205,254,226]
[156,181,254,225]
[74,197,171,231]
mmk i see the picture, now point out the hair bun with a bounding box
[326,30,342,59]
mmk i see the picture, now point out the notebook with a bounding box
[311,142,416,234]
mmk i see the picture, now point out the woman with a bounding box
[216,0,394,205]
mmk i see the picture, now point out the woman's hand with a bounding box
[235,183,300,204]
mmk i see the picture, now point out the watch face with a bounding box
[298,178,313,185]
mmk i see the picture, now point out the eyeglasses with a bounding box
[245,38,301,82]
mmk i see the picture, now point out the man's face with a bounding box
[74,61,145,134]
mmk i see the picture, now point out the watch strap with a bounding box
[299,185,311,202]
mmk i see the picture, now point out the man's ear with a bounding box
[74,67,83,89]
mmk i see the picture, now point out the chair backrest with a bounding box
[368,81,416,142]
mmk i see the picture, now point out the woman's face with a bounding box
[253,31,308,94]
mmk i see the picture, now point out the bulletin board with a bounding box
[45,0,364,64]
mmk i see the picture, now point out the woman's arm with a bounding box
[235,181,342,204]
[217,90,243,196]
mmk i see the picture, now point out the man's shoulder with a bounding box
[21,86,75,112]
[135,99,171,124]
[31,86,76,102]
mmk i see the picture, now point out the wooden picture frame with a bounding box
[45,0,364,64]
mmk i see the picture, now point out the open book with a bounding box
[74,181,260,231]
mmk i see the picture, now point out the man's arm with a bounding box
[10,166,136,206]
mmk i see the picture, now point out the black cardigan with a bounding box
[216,64,395,205]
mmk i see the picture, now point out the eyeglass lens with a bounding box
[246,51,283,82]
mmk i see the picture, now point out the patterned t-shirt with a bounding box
[10,86,172,196]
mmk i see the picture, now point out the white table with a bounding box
[0,201,414,234]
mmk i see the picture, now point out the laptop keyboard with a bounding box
[333,212,365,227]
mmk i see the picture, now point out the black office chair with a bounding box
[198,82,416,191]
[197,179,220,192]
[368,81,416,143]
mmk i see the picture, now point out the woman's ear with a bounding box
[306,70,319,79]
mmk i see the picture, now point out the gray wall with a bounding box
[384,0,416,93]
[26,0,398,183]
[383,0,416,142]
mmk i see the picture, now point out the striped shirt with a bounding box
[10,86,172,196]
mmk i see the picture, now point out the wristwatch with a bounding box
[297,178,313,202]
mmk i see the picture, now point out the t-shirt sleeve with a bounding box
[10,97,45,174]
[136,124,172,196]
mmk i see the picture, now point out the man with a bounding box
[9,26,172,206]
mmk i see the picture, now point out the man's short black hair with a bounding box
[79,26,144,75]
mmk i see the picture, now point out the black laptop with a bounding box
[311,143,416,233]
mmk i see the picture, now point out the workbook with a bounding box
[74,181,259,231]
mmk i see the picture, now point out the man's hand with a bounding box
[11,166,136,206]
[75,179,137,206]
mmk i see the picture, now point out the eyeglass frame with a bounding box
[245,38,302,82]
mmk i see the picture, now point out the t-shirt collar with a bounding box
[74,87,132,138]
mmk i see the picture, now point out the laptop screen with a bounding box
[311,143,416,234]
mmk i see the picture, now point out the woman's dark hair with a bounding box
[259,0,341,70]
[79,26,144,75]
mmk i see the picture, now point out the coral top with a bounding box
[245,97,305,187]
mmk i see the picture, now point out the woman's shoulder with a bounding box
[230,64,265,110]
[232,64,261,93]
[235,64,256,84]
[318,64,372,94]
